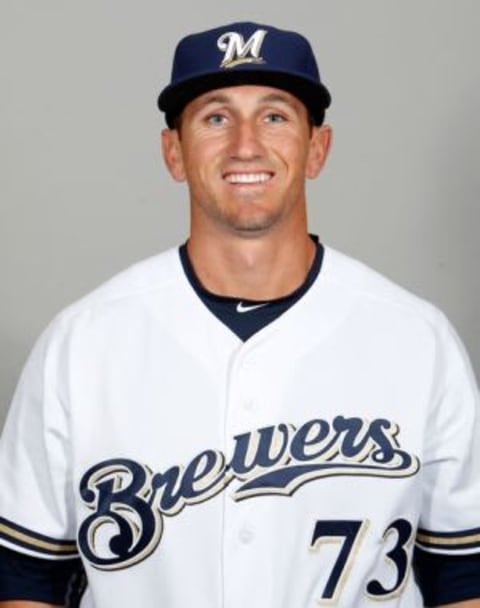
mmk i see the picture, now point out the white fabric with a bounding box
[0,245,479,607]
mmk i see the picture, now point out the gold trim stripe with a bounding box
[416,530,480,547]
[0,522,77,554]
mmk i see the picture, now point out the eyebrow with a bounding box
[259,92,296,106]
[198,93,231,107]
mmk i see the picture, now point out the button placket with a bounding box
[223,345,263,608]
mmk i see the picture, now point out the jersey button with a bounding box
[239,528,254,544]
[240,357,255,369]
[244,399,255,412]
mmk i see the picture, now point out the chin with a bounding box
[225,214,283,237]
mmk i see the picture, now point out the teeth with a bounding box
[226,173,271,184]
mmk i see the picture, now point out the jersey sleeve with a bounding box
[416,314,480,556]
[0,315,79,561]
[0,545,85,602]
[413,548,480,606]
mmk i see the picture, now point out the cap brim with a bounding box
[158,70,331,128]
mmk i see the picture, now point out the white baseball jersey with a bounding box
[0,245,479,607]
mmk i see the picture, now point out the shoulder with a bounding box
[318,246,478,382]
[321,245,449,329]
[31,246,186,352]
[65,246,183,314]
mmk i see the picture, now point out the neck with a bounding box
[186,228,316,300]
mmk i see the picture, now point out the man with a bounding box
[0,21,479,608]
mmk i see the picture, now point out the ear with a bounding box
[161,128,186,182]
[305,125,332,179]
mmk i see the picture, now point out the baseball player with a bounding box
[1,21,479,608]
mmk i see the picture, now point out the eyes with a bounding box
[205,111,288,127]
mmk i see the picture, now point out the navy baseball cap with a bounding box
[158,22,331,128]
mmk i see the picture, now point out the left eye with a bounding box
[265,113,285,123]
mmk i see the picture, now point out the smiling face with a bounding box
[162,85,331,239]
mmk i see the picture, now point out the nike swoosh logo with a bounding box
[236,301,269,313]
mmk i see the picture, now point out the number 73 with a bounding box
[310,518,413,604]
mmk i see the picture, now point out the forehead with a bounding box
[183,84,308,115]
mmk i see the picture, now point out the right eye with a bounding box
[206,113,227,126]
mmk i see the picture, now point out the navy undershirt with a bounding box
[179,235,324,341]
[0,546,85,605]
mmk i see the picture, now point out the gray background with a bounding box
[1,1,479,428]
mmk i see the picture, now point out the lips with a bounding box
[224,172,273,184]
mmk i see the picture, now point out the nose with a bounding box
[229,119,264,160]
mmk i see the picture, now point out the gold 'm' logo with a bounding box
[217,29,268,68]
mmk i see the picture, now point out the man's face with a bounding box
[162,85,331,238]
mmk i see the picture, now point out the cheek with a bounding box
[182,145,220,187]
[185,135,224,166]
[269,132,309,165]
